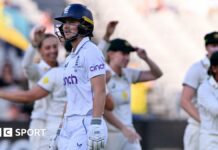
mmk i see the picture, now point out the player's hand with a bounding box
[121,126,141,143]
[135,47,148,60]
[30,26,46,48]
[88,118,106,150]
[104,21,118,41]
[48,128,61,150]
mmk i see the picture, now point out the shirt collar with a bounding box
[201,56,210,69]
[209,76,218,89]
[111,68,128,80]
[72,37,90,55]
[38,60,52,71]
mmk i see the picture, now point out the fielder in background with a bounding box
[197,51,218,150]
[180,31,218,150]
[104,39,163,150]
[22,26,60,150]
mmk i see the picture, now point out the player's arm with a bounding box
[105,94,114,111]
[0,86,49,103]
[180,85,200,122]
[22,26,46,80]
[88,74,106,149]
[104,110,126,130]
[136,48,163,82]
[98,21,118,57]
[104,110,141,142]
[104,79,114,111]
[22,45,36,69]
[22,45,38,79]
[91,75,106,117]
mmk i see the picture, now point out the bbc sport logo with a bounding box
[0,128,13,137]
[0,128,46,137]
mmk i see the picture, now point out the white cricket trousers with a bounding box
[29,119,46,150]
[58,115,108,150]
[38,116,62,149]
[183,123,200,150]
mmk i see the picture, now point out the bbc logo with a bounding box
[0,128,13,137]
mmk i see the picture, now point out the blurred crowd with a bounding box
[0,0,59,121]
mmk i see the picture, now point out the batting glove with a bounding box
[88,118,106,150]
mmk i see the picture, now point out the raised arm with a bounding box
[22,45,38,79]
[136,48,163,82]
[22,26,46,80]
[98,21,118,57]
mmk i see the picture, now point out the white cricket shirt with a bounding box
[63,37,106,116]
[198,77,218,134]
[37,67,66,117]
[183,56,210,124]
[107,68,140,131]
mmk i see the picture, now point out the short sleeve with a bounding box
[37,69,56,92]
[183,63,201,89]
[97,39,110,58]
[123,68,141,83]
[84,45,106,79]
[105,63,112,72]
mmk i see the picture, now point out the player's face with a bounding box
[62,19,80,40]
[39,37,59,63]
[206,43,218,58]
[109,51,130,68]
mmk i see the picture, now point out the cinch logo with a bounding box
[90,64,105,72]
[64,74,78,85]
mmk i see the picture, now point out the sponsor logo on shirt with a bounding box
[42,76,49,84]
[74,56,80,72]
[90,63,105,72]
[63,74,78,85]
[75,56,80,66]
[121,91,128,101]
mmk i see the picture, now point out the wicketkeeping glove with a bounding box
[88,118,106,150]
